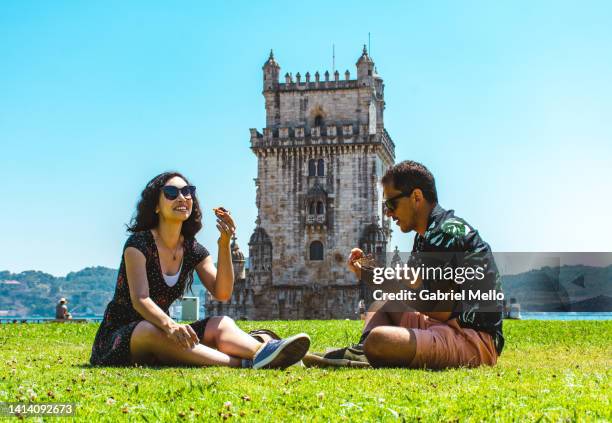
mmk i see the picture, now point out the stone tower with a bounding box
[206,47,395,319]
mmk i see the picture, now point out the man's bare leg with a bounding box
[363,326,417,367]
[363,300,391,332]
[363,300,407,334]
[361,301,418,367]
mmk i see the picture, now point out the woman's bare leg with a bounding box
[203,316,262,359]
[130,321,241,367]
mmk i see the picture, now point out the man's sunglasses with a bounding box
[384,190,413,212]
[162,185,196,201]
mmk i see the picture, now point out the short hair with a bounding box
[381,160,438,204]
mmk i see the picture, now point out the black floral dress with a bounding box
[90,230,210,366]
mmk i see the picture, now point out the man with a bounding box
[304,160,504,369]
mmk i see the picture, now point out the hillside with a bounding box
[1,263,610,317]
[0,267,207,318]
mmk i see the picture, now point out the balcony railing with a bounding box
[306,214,326,225]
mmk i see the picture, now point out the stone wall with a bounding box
[266,86,376,129]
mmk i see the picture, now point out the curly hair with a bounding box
[127,171,203,293]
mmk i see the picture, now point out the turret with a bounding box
[356,44,375,85]
[390,245,402,268]
[231,235,246,280]
[263,49,280,91]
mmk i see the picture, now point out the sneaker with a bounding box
[252,333,310,369]
[302,344,370,368]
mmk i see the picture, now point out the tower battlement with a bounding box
[263,45,379,91]
[276,66,379,90]
[278,76,362,90]
[249,125,395,165]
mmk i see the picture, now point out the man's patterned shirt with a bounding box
[411,204,505,354]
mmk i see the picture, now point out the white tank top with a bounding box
[162,261,183,287]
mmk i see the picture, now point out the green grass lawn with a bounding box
[1,320,610,421]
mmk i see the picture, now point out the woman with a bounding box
[90,171,310,368]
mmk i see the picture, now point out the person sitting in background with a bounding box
[55,298,72,320]
[90,171,310,368]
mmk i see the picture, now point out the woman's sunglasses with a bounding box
[384,190,413,212]
[162,185,196,201]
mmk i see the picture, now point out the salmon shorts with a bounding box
[399,311,498,369]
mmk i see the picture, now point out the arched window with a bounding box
[314,115,324,127]
[308,159,316,176]
[316,201,324,215]
[309,201,315,215]
[309,241,324,261]
[317,159,324,176]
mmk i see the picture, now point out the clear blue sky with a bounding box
[1,1,610,276]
